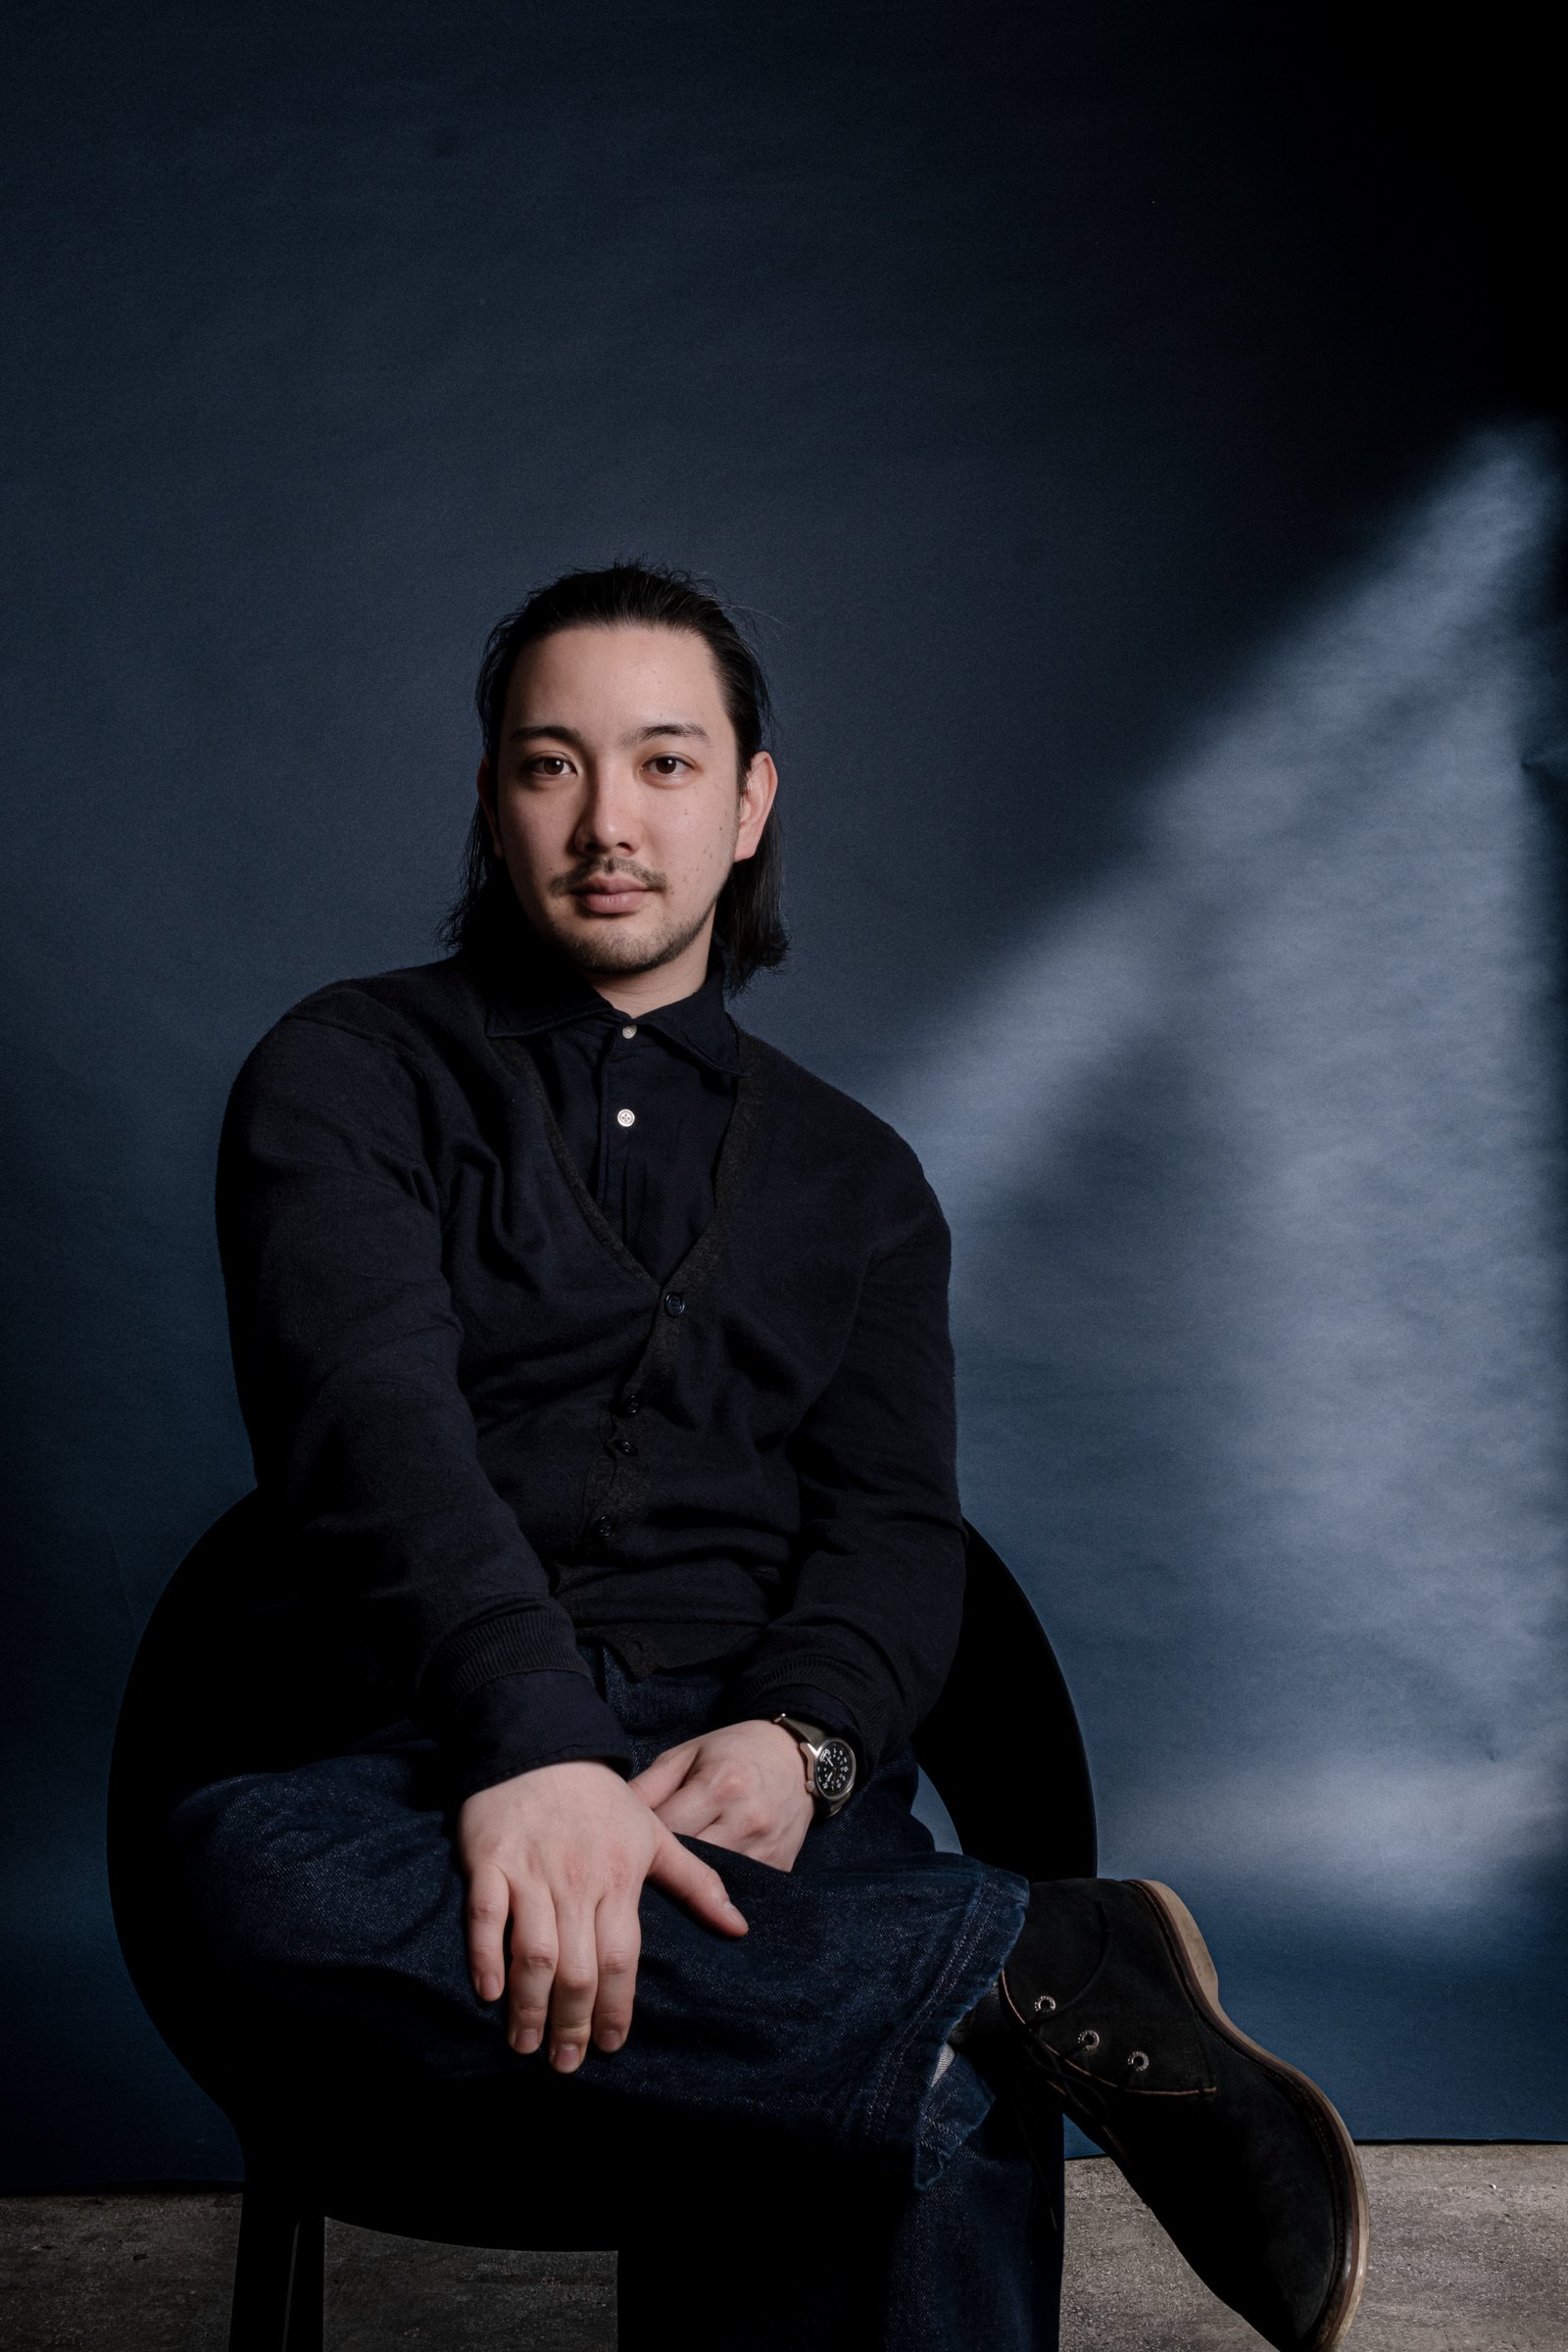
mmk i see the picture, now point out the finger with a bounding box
[625,1740,700,1810]
[648,1780,726,1840]
[504,1884,559,2057]
[649,1827,749,1935]
[547,1906,599,2075]
[465,1861,512,2005]
[592,1897,642,2053]
[671,1814,761,1863]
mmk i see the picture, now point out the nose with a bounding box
[571,759,642,860]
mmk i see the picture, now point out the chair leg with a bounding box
[228,2188,326,2352]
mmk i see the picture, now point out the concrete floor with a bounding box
[1060,2146,1567,2352]
[3,2146,1563,2349]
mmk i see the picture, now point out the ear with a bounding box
[733,751,779,863]
[475,758,504,858]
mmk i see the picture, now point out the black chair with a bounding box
[108,1506,1095,2350]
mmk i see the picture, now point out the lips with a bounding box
[572,879,651,913]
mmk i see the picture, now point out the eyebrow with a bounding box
[508,720,711,748]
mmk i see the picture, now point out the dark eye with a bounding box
[525,755,570,778]
[648,756,688,777]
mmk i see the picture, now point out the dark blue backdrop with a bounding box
[3,1,1562,2185]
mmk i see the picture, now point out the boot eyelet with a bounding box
[1077,2029,1102,2053]
[1032,1993,1056,2014]
[1127,2050,1150,2073]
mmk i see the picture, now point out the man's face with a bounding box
[478,623,777,981]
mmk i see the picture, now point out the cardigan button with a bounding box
[619,1391,642,1416]
[662,1292,686,1318]
[593,1516,614,1544]
[612,1437,637,1456]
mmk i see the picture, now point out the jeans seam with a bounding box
[855,1869,1020,2157]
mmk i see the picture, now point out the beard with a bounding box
[535,886,719,979]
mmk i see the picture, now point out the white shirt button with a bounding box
[615,1106,636,1128]
[621,1023,638,1039]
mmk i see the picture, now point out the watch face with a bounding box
[814,1738,856,1800]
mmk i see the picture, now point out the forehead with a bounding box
[504,623,729,723]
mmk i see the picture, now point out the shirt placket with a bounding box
[595,1013,644,1222]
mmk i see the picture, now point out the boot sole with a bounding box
[1129,1880,1370,2352]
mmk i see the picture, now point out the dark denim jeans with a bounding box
[135,1641,1060,2349]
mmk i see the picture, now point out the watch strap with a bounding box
[770,1711,857,1814]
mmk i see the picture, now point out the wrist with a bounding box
[458,1753,626,1812]
[752,1716,807,1758]
[768,1712,858,1816]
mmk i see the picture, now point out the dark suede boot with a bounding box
[952,1878,1368,2351]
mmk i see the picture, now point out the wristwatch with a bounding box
[770,1713,858,1816]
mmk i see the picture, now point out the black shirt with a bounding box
[510,939,741,1290]
[216,886,967,1803]
[490,935,859,1771]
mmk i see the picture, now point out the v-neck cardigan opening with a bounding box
[492,1024,767,1592]
[493,1025,764,1306]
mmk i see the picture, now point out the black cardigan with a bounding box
[215,923,967,1800]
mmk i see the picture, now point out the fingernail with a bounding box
[724,1902,747,1924]
[600,2031,624,2053]
[508,2026,540,2056]
[553,2043,582,2073]
[479,1974,502,2003]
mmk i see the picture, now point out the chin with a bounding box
[555,911,699,976]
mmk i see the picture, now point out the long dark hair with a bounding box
[438,562,787,990]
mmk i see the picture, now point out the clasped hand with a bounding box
[458,1719,815,2073]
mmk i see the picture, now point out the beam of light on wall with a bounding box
[876,429,1567,1937]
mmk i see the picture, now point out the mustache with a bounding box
[553,859,665,894]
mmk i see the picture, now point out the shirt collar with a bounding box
[476,880,743,1077]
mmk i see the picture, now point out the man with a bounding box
[140,564,1365,2349]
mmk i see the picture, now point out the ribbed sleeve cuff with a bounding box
[718,1684,865,1775]
[441,1670,635,1804]
[422,1601,597,1713]
[727,1652,889,1780]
